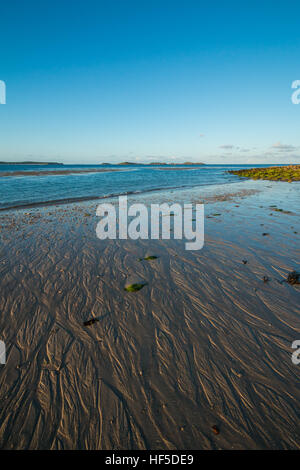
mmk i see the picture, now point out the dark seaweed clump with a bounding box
[287,271,300,285]
[83,318,99,326]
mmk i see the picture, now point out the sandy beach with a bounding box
[0,179,299,450]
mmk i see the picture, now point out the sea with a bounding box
[0,163,282,210]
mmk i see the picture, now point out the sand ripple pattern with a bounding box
[0,186,299,449]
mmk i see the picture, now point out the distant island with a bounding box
[0,161,64,165]
[117,162,138,165]
[181,161,205,165]
[117,161,205,166]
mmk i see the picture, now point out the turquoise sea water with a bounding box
[0,164,283,210]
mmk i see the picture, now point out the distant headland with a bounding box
[0,161,64,165]
[0,161,206,166]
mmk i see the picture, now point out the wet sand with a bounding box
[0,180,299,449]
[0,168,125,178]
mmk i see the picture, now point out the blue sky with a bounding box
[0,0,299,164]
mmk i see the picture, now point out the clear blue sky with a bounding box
[0,0,299,164]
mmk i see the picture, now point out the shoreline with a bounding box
[229,165,300,182]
